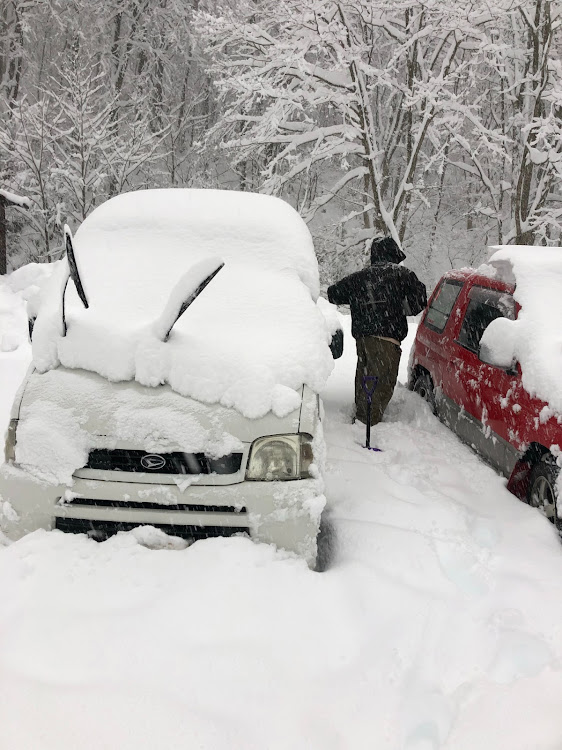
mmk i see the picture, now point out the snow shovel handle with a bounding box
[362,376,378,403]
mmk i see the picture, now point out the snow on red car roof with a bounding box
[488,245,562,417]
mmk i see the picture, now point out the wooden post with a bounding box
[0,195,7,276]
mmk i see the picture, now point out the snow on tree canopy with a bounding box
[489,245,562,417]
[32,189,334,418]
[0,189,31,208]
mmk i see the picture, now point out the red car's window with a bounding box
[457,286,515,354]
[424,280,463,333]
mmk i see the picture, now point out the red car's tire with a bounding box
[413,372,436,413]
[527,454,560,525]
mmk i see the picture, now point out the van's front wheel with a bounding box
[315,516,335,572]
[528,455,559,525]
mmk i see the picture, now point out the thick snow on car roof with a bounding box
[32,189,333,418]
[489,245,562,416]
[74,188,320,313]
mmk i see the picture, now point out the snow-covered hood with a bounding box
[14,367,313,486]
[31,189,334,419]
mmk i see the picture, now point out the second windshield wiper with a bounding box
[154,257,225,342]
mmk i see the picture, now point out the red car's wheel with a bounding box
[413,372,436,413]
[528,455,559,525]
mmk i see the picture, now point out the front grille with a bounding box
[62,498,246,513]
[55,517,248,542]
[86,449,243,475]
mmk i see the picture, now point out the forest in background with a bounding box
[1,0,561,287]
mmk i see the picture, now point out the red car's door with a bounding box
[449,285,516,473]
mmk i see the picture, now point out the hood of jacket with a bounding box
[370,237,406,265]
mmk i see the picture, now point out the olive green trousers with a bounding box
[355,336,401,425]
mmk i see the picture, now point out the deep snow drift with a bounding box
[1,275,562,749]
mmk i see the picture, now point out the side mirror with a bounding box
[330,328,344,359]
[479,316,517,371]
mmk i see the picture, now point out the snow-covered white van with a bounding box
[1,189,339,567]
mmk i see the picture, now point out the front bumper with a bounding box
[0,467,325,567]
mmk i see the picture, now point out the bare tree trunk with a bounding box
[7,4,24,109]
[0,198,6,275]
[427,142,450,269]
[399,6,418,243]
[363,172,371,231]
[1,2,25,119]
[514,0,552,244]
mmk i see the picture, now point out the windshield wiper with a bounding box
[64,225,88,309]
[156,258,225,342]
[61,225,88,335]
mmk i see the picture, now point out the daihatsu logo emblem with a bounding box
[141,454,166,470]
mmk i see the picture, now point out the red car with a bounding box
[408,266,561,523]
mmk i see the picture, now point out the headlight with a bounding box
[4,419,18,464]
[246,434,314,481]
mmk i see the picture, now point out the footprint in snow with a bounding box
[433,539,489,596]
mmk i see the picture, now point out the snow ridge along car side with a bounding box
[1,189,342,567]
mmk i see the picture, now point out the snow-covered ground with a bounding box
[1,274,562,749]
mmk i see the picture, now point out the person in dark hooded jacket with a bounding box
[327,237,427,425]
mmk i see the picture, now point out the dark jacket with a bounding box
[327,237,427,342]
